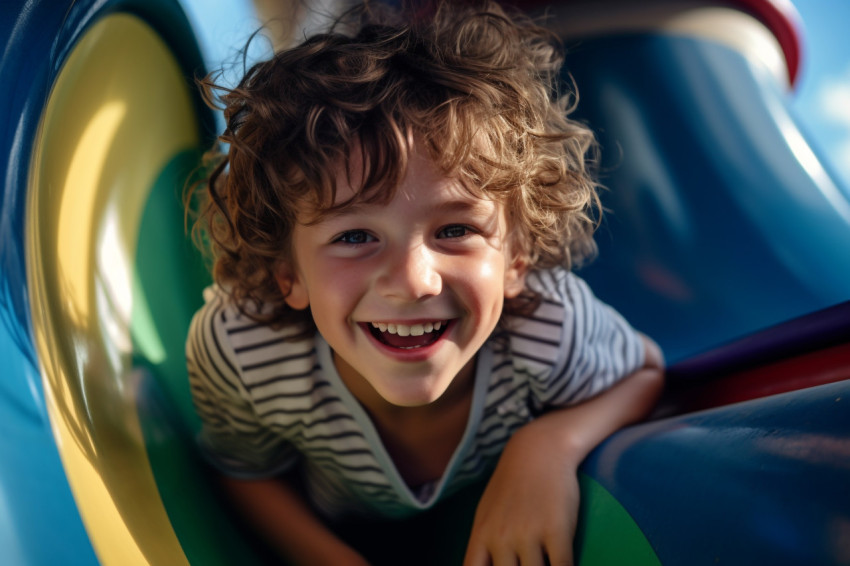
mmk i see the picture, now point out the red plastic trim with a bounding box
[508,0,803,87]
[730,0,803,85]
[655,342,850,417]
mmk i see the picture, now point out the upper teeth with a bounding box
[371,321,444,336]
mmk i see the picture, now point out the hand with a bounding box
[463,421,581,566]
[219,475,372,566]
[300,545,372,566]
[462,338,664,566]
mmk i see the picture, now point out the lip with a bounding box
[366,318,449,326]
[358,319,455,362]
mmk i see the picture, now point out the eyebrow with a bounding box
[434,199,494,214]
[310,195,496,223]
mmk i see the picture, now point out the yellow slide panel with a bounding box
[27,13,199,566]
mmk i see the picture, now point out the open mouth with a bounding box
[365,320,450,349]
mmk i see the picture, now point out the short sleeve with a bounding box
[523,270,646,409]
[185,289,299,478]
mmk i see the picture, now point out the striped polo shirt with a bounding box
[186,268,645,519]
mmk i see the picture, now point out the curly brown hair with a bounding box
[190,0,601,330]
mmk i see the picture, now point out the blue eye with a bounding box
[438,225,471,239]
[334,230,374,245]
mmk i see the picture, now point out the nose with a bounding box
[375,241,442,301]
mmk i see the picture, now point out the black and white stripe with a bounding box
[186,269,644,518]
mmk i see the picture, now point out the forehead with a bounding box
[302,144,497,222]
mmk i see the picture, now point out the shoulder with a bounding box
[187,286,315,386]
[493,269,578,378]
[523,268,596,310]
[521,268,634,344]
[494,268,644,399]
[501,268,592,346]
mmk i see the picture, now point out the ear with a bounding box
[275,264,309,310]
[503,255,528,299]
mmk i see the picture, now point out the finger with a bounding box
[542,533,573,566]
[516,543,546,566]
[490,547,519,566]
[463,537,491,566]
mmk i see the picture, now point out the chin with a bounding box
[379,382,447,408]
[383,392,441,408]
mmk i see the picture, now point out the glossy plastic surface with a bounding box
[1,0,215,564]
[583,379,850,564]
[2,0,849,564]
[570,34,850,363]
[1,1,102,564]
[27,13,200,565]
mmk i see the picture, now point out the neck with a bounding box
[333,354,476,426]
[332,354,477,487]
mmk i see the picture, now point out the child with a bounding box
[186,1,665,564]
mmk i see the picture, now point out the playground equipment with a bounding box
[1,0,848,564]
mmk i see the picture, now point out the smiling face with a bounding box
[278,147,526,410]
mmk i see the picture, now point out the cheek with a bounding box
[308,262,368,313]
[454,254,508,313]
[476,260,496,281]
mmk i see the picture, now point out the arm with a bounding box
[220,473,370,566]
[524,333,665,460]
[464,334,665,566]
[186,300,367,564]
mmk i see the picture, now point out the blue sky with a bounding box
[790,0,850,191]
[178,0,850,191]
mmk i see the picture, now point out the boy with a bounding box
[186,1,664,564]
